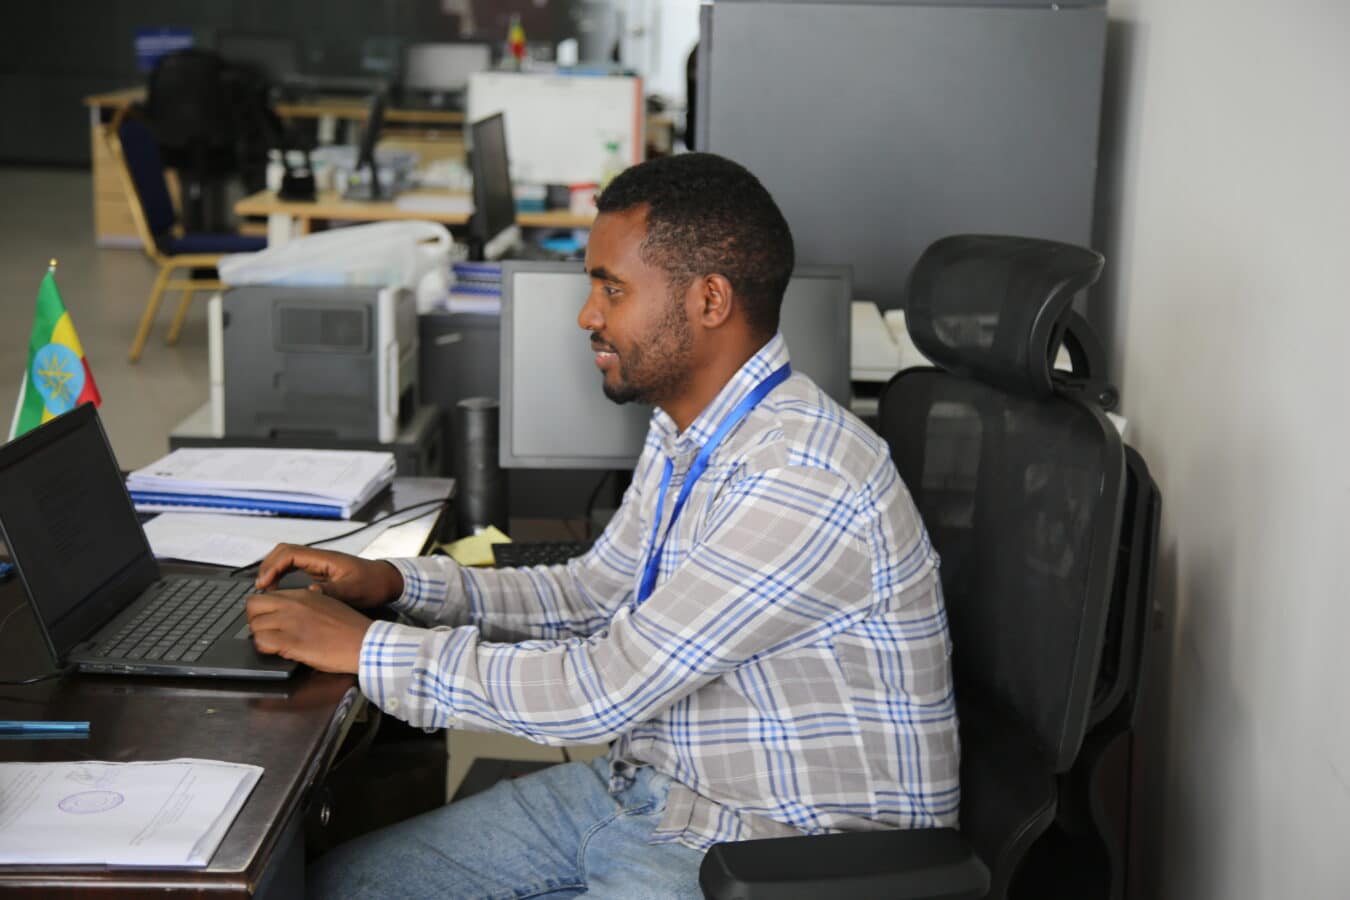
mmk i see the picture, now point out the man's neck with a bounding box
[661,335,770,434]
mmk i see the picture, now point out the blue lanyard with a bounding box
[636,363,791,605]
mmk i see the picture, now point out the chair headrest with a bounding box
[904,235,1105,397]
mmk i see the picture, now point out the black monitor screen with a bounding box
[470,113,517,247]
[0,405,157,657]
[357,90,387,171]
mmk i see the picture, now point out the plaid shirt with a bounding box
[361,334,959,850]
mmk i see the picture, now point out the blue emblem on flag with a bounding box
[32,343,84,415]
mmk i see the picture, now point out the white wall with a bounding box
[620,0,700,103]
[1097,2,1350,897]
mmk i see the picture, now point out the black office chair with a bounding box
[145,49,241,233]
[109,109,266,362]
[699,235,1159,899]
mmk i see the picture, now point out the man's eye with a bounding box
[604,286,620,297]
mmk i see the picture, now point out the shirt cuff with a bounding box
[358,618,457,730]
[385,557,453,619]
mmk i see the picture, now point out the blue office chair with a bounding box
[108,107,266,362]
[699,235,1159,899]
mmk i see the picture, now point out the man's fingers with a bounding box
[254,544,302,589]
[245,592,284,621]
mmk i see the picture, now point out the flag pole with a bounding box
[6,379,22,442]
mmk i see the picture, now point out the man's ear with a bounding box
[696,274,735,329]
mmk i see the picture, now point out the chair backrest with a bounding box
[145,49,234,153]
[108,108,177,252]
[879,235,1127,894]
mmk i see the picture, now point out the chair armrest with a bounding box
[699,827,989,900]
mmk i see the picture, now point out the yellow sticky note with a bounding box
[441,525,512,567]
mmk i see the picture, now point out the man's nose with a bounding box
[577,292,603,332]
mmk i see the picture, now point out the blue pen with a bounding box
[0,720,90,733]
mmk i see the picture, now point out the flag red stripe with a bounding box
[76,357,102,407]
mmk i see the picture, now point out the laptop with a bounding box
[0,404,297,680]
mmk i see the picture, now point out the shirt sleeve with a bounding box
[358,464,878,742]
[380,475,647,642]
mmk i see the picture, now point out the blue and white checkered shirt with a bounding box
[362,334,959,850]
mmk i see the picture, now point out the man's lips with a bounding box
[591,339,618,369]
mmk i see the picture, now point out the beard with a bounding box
[597,295,694,406]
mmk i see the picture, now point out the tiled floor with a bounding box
[0,165,605,799]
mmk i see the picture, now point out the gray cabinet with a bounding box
[697,0,1107,311]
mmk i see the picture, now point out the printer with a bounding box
[208,285,418,443]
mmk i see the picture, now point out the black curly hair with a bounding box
[596,153,795,337]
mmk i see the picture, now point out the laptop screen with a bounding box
[0,404,159,658]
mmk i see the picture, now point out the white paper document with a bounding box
[0,758,262,867]
[141,512,375,568]
[141,506,442,567]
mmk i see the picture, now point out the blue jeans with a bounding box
[308,755,706,899]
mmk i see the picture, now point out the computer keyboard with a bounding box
[492,541,593,569]
[93,578,251,663]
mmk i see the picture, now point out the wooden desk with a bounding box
[0,477,453,897]
[234,189,596,245]
[83,88,468,248]
[83,88,466,128]
[0,669,356,898]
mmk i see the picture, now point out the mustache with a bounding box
[590,336,617,353]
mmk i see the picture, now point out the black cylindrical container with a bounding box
[454,397,509,536]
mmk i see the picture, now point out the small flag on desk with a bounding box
[8,261,102,441]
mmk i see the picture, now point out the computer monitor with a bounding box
[500,261,853,469]
[404,42,491,95]
[469,113,520,261]
[345,91,388,201]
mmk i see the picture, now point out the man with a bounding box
[248,153,959,899]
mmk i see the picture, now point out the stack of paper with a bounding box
[126,448,396,519]
[444,261,502,314]
[0,759,262,867]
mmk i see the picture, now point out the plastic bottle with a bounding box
[508,15,527,70]
[599,140,625,191]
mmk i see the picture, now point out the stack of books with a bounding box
[446,261,502,314]
[126,448,397,519]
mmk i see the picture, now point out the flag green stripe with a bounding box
[13,372,46,436]
[28,271,67,354]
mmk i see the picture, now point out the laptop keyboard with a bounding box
[492,541,593,569]
[93,579,252,664]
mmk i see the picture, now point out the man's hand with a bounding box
[246,589,375,674]
[254,544,404,610]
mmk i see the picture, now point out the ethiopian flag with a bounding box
[8,264,102,440]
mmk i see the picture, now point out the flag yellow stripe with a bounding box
[49,312,86,357]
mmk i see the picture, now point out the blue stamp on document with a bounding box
[59,790,125,814]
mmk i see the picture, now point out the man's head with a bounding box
[596,153,795,337]
[578,153,794,426]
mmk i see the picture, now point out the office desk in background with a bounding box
[234,189,596,246]
[0,477,453,898]
[83,87,468,248]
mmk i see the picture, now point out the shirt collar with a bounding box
[652,333,791,458]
